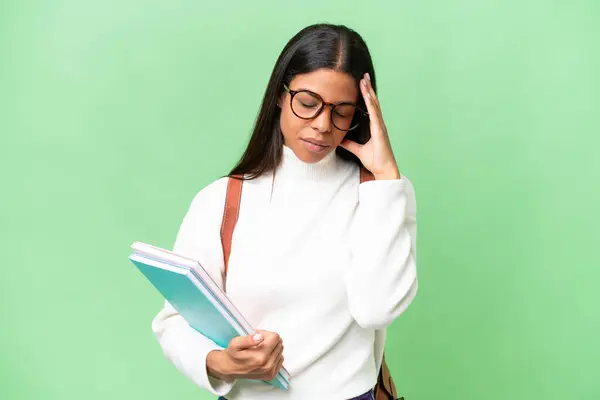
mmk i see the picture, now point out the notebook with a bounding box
[128,241,291,390]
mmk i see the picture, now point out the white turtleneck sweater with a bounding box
[151,145,418,400]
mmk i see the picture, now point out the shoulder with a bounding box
[186,176,230,214]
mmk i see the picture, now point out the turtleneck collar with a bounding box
[275,144,342,183]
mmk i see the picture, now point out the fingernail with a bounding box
[366,72,371,81]
[253,334,263,342]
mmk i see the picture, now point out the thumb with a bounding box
[230,332,264,351]
[339,139,362,157]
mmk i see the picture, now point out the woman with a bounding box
[151,23,418,400]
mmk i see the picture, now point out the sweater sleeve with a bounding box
[346,176,418,330]
[151,177,237,396]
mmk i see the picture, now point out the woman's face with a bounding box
[279,68,359,163]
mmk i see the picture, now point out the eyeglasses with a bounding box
[283,84,368,131]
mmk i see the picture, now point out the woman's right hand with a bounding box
[207,330,285,382]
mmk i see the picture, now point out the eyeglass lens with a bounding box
[291,91,360,131]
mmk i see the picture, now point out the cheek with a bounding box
[332,130,348,147]
[280,106,307,137]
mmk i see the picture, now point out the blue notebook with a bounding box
[129,241,290,390]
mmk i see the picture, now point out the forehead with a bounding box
[289,69,358,103]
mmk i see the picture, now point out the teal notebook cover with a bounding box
[129,254,289,390]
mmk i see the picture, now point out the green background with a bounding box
[1,1,598,399]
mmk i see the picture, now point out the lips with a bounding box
[301,138,330,148]
[301,138,330,154]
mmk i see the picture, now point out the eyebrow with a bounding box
[293,87,357,105]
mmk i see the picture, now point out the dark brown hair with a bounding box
[229,23,376,179]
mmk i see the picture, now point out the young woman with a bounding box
[151,23,418,400]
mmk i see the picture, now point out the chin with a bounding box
[296,145,332,163]
[292,138,335,163]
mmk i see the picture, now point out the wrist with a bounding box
[206,350,235,382]
[373,166,401,181]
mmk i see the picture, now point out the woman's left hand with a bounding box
[340,73,401,181]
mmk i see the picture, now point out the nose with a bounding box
[312,105,332,133]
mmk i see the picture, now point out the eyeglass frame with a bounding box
[282,84,368,131]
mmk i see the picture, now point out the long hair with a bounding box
[229,23,376,179]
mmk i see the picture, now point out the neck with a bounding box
[276,144,341,183]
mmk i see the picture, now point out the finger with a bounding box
[252,339,282,369]
[360,78,381,125]
[269,353,285,380]
[256,329,278,338]
[364,73,381,111]
[229,332,264,352]
[364,75,383,122]
[361,77,388,140]
[249,334,280,360]
[261,351,284,381]
[259,331,281,350]
[275,352,285,372]
[267,339,284,360]
[339,138,363,157]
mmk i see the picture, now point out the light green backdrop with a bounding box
[1,1,598,399]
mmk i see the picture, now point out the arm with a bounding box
[151,178,236,396]
[346,177,418,330]
[340,73,418,330]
